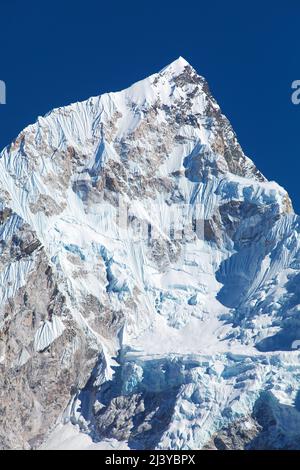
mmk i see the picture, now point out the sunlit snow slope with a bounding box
[1,58,300,450]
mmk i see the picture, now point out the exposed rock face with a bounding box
[0,208,101,449]
[0,57,300,450]
[204,418,261,450]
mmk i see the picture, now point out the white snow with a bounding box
[34,316,65,352]
[40,423,129,450]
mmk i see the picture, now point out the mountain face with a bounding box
[1,57,300,450]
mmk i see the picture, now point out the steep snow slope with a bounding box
[1,57,300,450]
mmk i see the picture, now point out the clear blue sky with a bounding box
[0,1,299,210]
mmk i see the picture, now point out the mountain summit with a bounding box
[0,59,299,450]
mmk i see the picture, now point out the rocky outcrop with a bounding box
[0,211,100,449]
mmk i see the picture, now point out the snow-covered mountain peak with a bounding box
[159,55,194,75]
[0,59,299,451]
